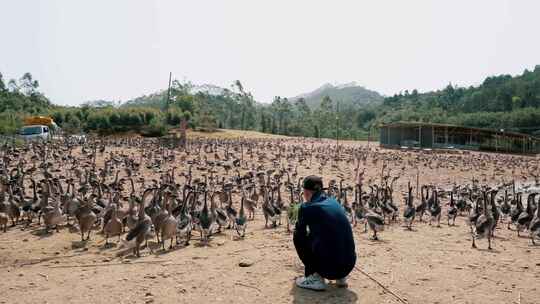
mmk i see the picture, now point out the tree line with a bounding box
[1,65,540,138]
[378,65,540,135]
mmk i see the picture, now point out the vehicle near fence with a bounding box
[19,116,61,142]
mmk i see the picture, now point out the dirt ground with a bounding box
[1,132,539,304]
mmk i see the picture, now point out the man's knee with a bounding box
[319,261,356,280]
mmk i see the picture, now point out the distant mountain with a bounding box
[81,99,119,108]
[291,82,383,108]
[190,83,229,96]
[120,84,229,108]
[121,92,166,108]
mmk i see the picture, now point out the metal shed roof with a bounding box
[379,121,540,141]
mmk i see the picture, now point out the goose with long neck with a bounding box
[386,183,399,222]
[379,187,394,224]
[341,186,354,224]
[27,178,40,225]
[500,189,511,220]
[364,183,385,240]
[455,188,469,215]
[0,206,7,232]
[517,193,536,236]
[211,191,228,233]
[42,180,64,233]
[235,194,247,238]
[146,187,163,230]
[262,185,278,228]
[509,192,523,230]
[17,175,33,225]
[160,193,179,250]
[7,185,21,227]
[75,194,97,242]
[175,189,193,246]
[473,190,495,250]
[529,195,540,245]
[64,180,81,226]
[126,180,141,231]
[489,190,500,236]
[104,203,122,245]
[273,183,283,226]
[403,182,416,230]
[429,189,441,228]
[37,179,50,225]
[286,183,300,233]
[224,184,237,229]
[447,191,458,226]
[197,188,213,244]
[249,184,259,207]
[153,190,171,244]
[353,184,367,232]
[242,185,257,221]
[415,185,427,222]
[126,189,153,257]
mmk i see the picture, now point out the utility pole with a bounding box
[336,100,340,152]
[165,72,172,110]
[367,126,371,148]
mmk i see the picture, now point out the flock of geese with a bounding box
[0,137,539,258]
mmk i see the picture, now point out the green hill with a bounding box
[290,82,383,108]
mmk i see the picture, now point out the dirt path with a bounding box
[1,138,539,303]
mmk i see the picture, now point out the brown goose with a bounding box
[473,191,495,250]
[403,182,416,230]
[42,182,64,234]
[0,212,7,232]
[75,196,97,241]
[529,197,540,245]
[7,186,21,227]
[160,195,178,250]
[152,191,171,244]
[126,196,153,257]
[103,204,123,244]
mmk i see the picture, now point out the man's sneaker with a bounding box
[336,277,348,288]
[295,273,327,291]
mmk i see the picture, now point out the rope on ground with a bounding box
[0,253,87,269]
[235,282,262,293]
[45,260,178,268]
[355,266,408,304]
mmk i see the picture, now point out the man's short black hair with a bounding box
[303,175,323,192]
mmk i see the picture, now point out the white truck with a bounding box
[19,116,60,142]
[20,125,53,141]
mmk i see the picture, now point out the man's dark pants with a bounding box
[293,233,355,280]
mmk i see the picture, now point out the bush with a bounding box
[63,116,82,134]
[140,119,168,137]
[0,112,22,135]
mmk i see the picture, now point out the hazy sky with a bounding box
[1,0,539,105]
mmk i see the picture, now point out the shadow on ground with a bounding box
[290,282,358,304]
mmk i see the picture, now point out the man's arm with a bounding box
[294,204,308,242]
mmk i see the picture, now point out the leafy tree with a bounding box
[0,72,6,92]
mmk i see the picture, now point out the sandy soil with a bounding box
[1,132,539,304]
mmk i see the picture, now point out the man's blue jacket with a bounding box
[294,192,356,271]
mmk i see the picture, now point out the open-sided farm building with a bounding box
[379,122,540,154]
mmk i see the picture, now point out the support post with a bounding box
[387,126,390,147]
[419,126,422,148]
[431,126,434,148]
[416,169,419,197]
